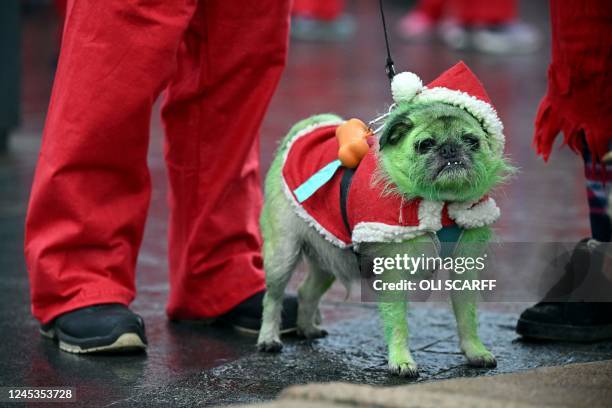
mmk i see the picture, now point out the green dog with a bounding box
[257,63,513,377]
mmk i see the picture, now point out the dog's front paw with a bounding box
[462,342,497,368]
[388,359,419,378]
[257,339,283,353]
[466,351,497,368]
[296,326,328,340]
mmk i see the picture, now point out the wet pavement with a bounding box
[1,1,611,407]
[2,286,612,407]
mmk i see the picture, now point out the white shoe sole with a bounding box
[40,328,146,354]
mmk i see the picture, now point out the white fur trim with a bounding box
[391,72,423,103]
[414,87,505,155]
[352,222,427,246]
[351,200,444,244]
[447,197,500,229]
[418,200,444,231]
[282,119,345,162]
[281,119,350,249]
[352,198,500,246]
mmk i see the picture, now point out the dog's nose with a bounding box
[439,143,459,160]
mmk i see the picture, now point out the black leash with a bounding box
[378,0,396,82]
[339,167,355,235]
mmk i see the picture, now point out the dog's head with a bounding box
[377,101,513,202]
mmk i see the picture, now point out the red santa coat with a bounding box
[281,121,500,249]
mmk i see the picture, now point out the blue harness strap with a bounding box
[293,159,343,203]
[436,224,463,258]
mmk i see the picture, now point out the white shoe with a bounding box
[440,21,542,55]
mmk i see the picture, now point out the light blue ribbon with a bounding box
[293,159,343,203]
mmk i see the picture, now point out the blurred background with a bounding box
[0,0,601,405]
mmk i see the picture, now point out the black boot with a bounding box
[217,291,298,335]
[40,304,147,353]
[516,239,612,342]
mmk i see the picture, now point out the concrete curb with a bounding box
[241,360,612,408]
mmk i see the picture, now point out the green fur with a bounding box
[379,102,514,202]
[364,227,497,372]
[366,102,509,374]
[368,234,437,375]
[450,226,496,367]
[378,302,416,375]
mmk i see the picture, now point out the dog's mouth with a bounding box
[435,160,468,178]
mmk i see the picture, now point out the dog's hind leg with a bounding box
[450,226,496,368]
[296,255,335,339]
[257,228,301,353]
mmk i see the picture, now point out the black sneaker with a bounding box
[217,291,298,335]
[517,239,612,342]
[40,304,147,353]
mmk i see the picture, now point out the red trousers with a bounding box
[293,0,345,21]
[416,0,516,24]
[25,0,290,324]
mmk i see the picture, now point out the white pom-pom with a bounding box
[391,72,423,103]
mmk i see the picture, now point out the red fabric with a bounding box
[282,125,455,246]
[414,0,516,24]
[53,0,67,18]
[414,0,446,22]
[292,0,345,21]
[449,0,517,25]
[534,0,612,168]
[283,125,352,245]
[428,61,493,105]
[53,0,67,44]
[25,0,290,324]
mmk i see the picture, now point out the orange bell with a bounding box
[336,118,371,168]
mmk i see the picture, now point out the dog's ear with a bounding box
[379,117,413,150]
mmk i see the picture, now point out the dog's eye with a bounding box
[415,138,436,154]
[462,134,480,150]
[379,118,413,150]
